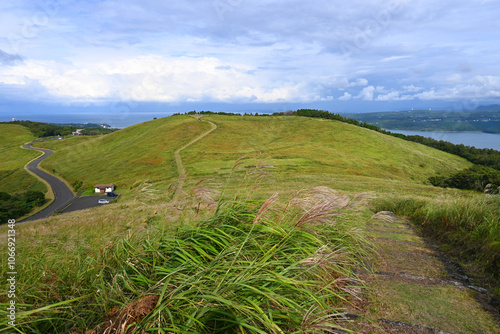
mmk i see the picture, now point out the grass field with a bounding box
[0,124,46,194]
[35,115,471,198]
[34,116,212,194]
[2,115,497,332]
[182,115,469,181]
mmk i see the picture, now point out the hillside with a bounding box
[35,114,471,198]
[34,116,213,191]
[0,124,46,194]
[344,109,500,133]
[3,115,499,333]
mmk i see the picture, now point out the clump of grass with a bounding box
[373,195,500,285]
[1,189,369,333]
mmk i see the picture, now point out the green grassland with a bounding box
[3,115,497,332]
[182,115,469,181]
[34,116,213,193]
[0,124,46,194]
[35,115,471,198]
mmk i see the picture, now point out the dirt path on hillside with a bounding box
[172,119,217,201]
[345,211,499,333]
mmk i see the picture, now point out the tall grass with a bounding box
[373,195,500,284]
[1,189,368,333]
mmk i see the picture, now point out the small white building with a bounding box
[94,184,115,193]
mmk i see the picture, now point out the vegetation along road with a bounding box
[20,141,75,222]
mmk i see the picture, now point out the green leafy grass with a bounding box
[3,115,496,332]
[0,188,369,333]
[0,124,45,194]
[182,115,470,182]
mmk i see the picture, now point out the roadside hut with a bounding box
[94,184,115,193]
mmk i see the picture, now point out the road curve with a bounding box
[20,142,75,222]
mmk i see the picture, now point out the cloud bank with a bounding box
[0,0,499,109]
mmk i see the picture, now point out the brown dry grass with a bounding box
[72,295,159,334]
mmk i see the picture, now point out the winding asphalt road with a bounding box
[20,142,75,222]
[20,118,217,219]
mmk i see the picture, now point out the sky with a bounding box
[1,0,500,127]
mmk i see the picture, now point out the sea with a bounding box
[385,130,500,151]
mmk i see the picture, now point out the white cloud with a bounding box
[376,91,400,101]
[403,85,424,92]
[1,0,500,108]
[350,78,368,87]
[474,75,500,87]
[0,56,329,103]
[375,90,415,101]
[413,76,500,100]
[357,86,375,100]
[338,92,352,101]
[0,75,26,85]
[381,55,411,62]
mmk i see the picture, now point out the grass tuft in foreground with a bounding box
[1,189,368,333]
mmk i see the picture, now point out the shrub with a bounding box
[429,165,500,193]
[0,190,45,223]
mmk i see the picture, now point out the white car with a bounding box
[98,199,110,204]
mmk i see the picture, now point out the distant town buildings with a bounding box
[72,129,84,136]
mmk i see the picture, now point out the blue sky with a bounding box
[1,0,500,127]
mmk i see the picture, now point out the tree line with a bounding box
[3,120,116,137]
[0,191,45,224]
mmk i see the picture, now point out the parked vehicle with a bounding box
[98,199,110,204]
[107,192,118,197]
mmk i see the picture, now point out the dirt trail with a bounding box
[172,119,217,201]
[347,211,499,333]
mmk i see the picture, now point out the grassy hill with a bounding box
[0,124,46,194]
[34,116,213,192]
[35,114,470,198]
[5,115,498,333]
[182,115,468,180]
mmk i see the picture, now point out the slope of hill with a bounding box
[4,115,498,333]
[182,115,469,180]
[0,124,46,194]
[34,115,471,197]
[34,116,213,191]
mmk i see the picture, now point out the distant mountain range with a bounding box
[344,108,500,133]
[474,104,500,111]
